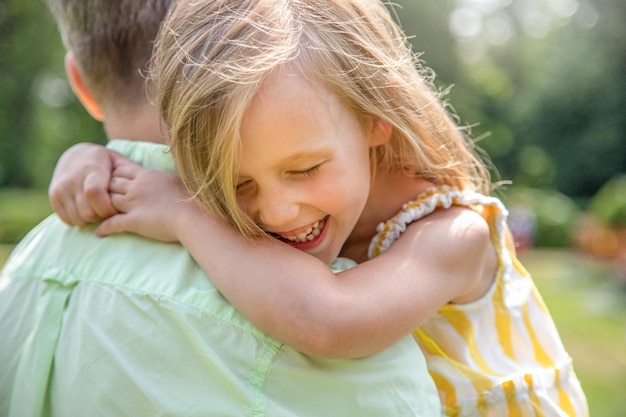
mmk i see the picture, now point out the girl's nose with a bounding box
[257,187,299,229]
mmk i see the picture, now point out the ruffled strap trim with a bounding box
[368,187,510,260]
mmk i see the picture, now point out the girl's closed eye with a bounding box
[236,179,254,192]
[289,164,321,178]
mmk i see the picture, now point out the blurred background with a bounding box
[0,0,624,414]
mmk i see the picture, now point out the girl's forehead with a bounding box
[237,72,367,170]
[256,72,304,100]
[243,80,324,149]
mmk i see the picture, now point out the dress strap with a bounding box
[368,187,510,261]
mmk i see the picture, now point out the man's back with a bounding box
[0,140,440,417]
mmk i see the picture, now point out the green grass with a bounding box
[1,246,624,414]
[0,188,52,244]
[520,249,626,417]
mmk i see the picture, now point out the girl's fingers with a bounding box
[109,176,131,195]
[54,206,70,226]
[49,189,71,226]
[57,200,84,227]
[74,194,100,224]
[95,214,128,237]
[109,150,129,168]
[109,191,132,214]
[111,159,143,179]
[84,172,116,219]
[49,179,86,226]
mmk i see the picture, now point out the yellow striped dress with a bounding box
[369,188,589,417]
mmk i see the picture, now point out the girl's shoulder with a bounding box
[368,187,508,259]
[368,187,507,304]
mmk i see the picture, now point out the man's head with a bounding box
[47,0,173,109]
[47,0,173,140]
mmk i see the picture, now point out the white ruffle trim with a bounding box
[368,188,509,259]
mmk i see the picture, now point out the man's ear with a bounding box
[65,52,104,122]
[368,117,392,147]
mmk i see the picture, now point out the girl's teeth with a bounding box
[282,218,326,243]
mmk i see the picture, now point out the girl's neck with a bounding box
[339,170,434,263]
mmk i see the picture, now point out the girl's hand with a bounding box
[95,160,198,243]
[49,143,125,226]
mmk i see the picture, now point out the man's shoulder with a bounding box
[2,214,209,295]
[2,213,266,334]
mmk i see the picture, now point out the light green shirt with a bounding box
[0,139,440,417]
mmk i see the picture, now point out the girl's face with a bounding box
[236,72,388,265]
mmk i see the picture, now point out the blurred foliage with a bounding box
[0,0,105,191]
[575,175,626,263]
[393,0,625,203]
[0,0,624,247]
[588,174,626,227]
[503,185,582,247]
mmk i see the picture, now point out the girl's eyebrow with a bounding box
[276,148,333,166]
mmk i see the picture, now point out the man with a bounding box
[0,1,439,416]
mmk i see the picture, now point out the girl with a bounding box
[50,0,588,415]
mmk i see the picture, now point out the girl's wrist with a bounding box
[174,199,222,244]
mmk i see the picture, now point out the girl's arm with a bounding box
[49,143,124,226]
[100,161,495,359]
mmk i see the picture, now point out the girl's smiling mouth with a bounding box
[270,216,329,249]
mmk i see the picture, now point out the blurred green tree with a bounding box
[393,0,625,204]
[0,0,105,190]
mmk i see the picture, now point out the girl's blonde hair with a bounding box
[151,0,493,237]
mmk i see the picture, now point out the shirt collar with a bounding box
[107,139,176,174]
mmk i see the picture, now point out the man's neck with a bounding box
[102,103,167,144]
